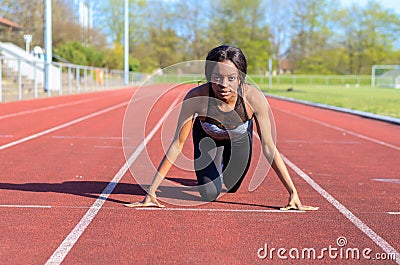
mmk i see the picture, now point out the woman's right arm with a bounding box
[125,90,199,208]
[144,115,194,205]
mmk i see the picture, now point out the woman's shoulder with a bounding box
[185,82,209,99]
[242,83,270,116]
[243,83,264,101]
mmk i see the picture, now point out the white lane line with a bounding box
[94,146,123,149]
[1,204,396,215]
[283,139,361,144]
[0,96,105,120]
[275,107,400,151]
[0,205,299,212]
[372,178,400,184]
[0,101,128,151]
[281,154,400,264]
[51,136,125,140]
[45,93,184,265]
[135,208,304,213]
[254,120,399,262]
[0,204,52,208]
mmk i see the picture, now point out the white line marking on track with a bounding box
[0,204,52,208]
[0,101,128,151]
[51,136,125,140]
[135,208,304,213]
[94,146,123,149]
[0,96,105,120]
[253,114,400,262]
[372,178,400,184]
[44,93,184,265]
[275,107,400,151]
[283,139,361,144]
[388,212,400,215]
[281,154,400,264]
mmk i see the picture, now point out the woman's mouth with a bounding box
[214,85,232,97]
[218,89,231,96]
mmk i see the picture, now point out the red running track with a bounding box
[0,85,399,264]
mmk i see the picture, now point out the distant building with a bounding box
[0,17,23,41]
[278,58,294,74]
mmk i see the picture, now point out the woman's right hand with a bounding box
[124,194,165,208]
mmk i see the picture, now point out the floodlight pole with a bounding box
[124,0,129,85]
[44,0,52,94]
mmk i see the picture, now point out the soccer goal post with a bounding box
[371,65,400,88]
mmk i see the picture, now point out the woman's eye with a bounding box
[212,75,236,82]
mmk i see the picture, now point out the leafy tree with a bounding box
[265,0,294,73]
[54,41,105,66]
[208,0,272,73]
[173,0,216,60]
[0,0,44,47]
[54,42,88,65]
[2,0,400,75]
[287,0,336,73]
[334,1,400,74]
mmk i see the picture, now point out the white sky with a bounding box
[340,0,400,14]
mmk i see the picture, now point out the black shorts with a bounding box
[192,117,253,201]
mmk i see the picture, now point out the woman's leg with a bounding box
[222,122,253,192]
[192,118,222,201]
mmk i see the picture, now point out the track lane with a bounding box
[0,89,135,146]
[271,104,400,255]
[0,89,137,264]
[63,94,399,264]
[0,89,131,117]
[44,85,187,264]
[0,87,398,264]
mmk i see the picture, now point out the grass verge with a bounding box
[259,84,400,118]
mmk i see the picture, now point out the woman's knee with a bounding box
[197,180,221,202]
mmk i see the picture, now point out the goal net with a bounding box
[371,65,400,88]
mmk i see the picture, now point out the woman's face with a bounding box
[210,60,240,102]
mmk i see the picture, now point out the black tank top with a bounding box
[203,83,250,130]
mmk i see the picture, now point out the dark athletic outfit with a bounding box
[192,83,253,201]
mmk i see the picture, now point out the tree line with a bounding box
[1,0,400,75]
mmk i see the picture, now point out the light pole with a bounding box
[44,0,52,93]
[124,0,129,86]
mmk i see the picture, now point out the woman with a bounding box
[125,45,318,211]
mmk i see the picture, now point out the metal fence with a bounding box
[139,73,372,88]
[248,74,372,87]
[0,56,148,103]
[1,55,376,103]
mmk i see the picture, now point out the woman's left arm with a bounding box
[249,87,318,211]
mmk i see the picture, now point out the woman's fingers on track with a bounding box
[280,205,319,211]
[123,202,144,207]
[298,205,319,211]
[124,201,166,208]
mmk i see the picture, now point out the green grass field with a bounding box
[259,84,400,118]
[150,74,400,119]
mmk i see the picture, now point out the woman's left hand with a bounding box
[280,193,319,211]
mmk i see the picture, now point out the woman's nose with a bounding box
[220,77,228,87]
